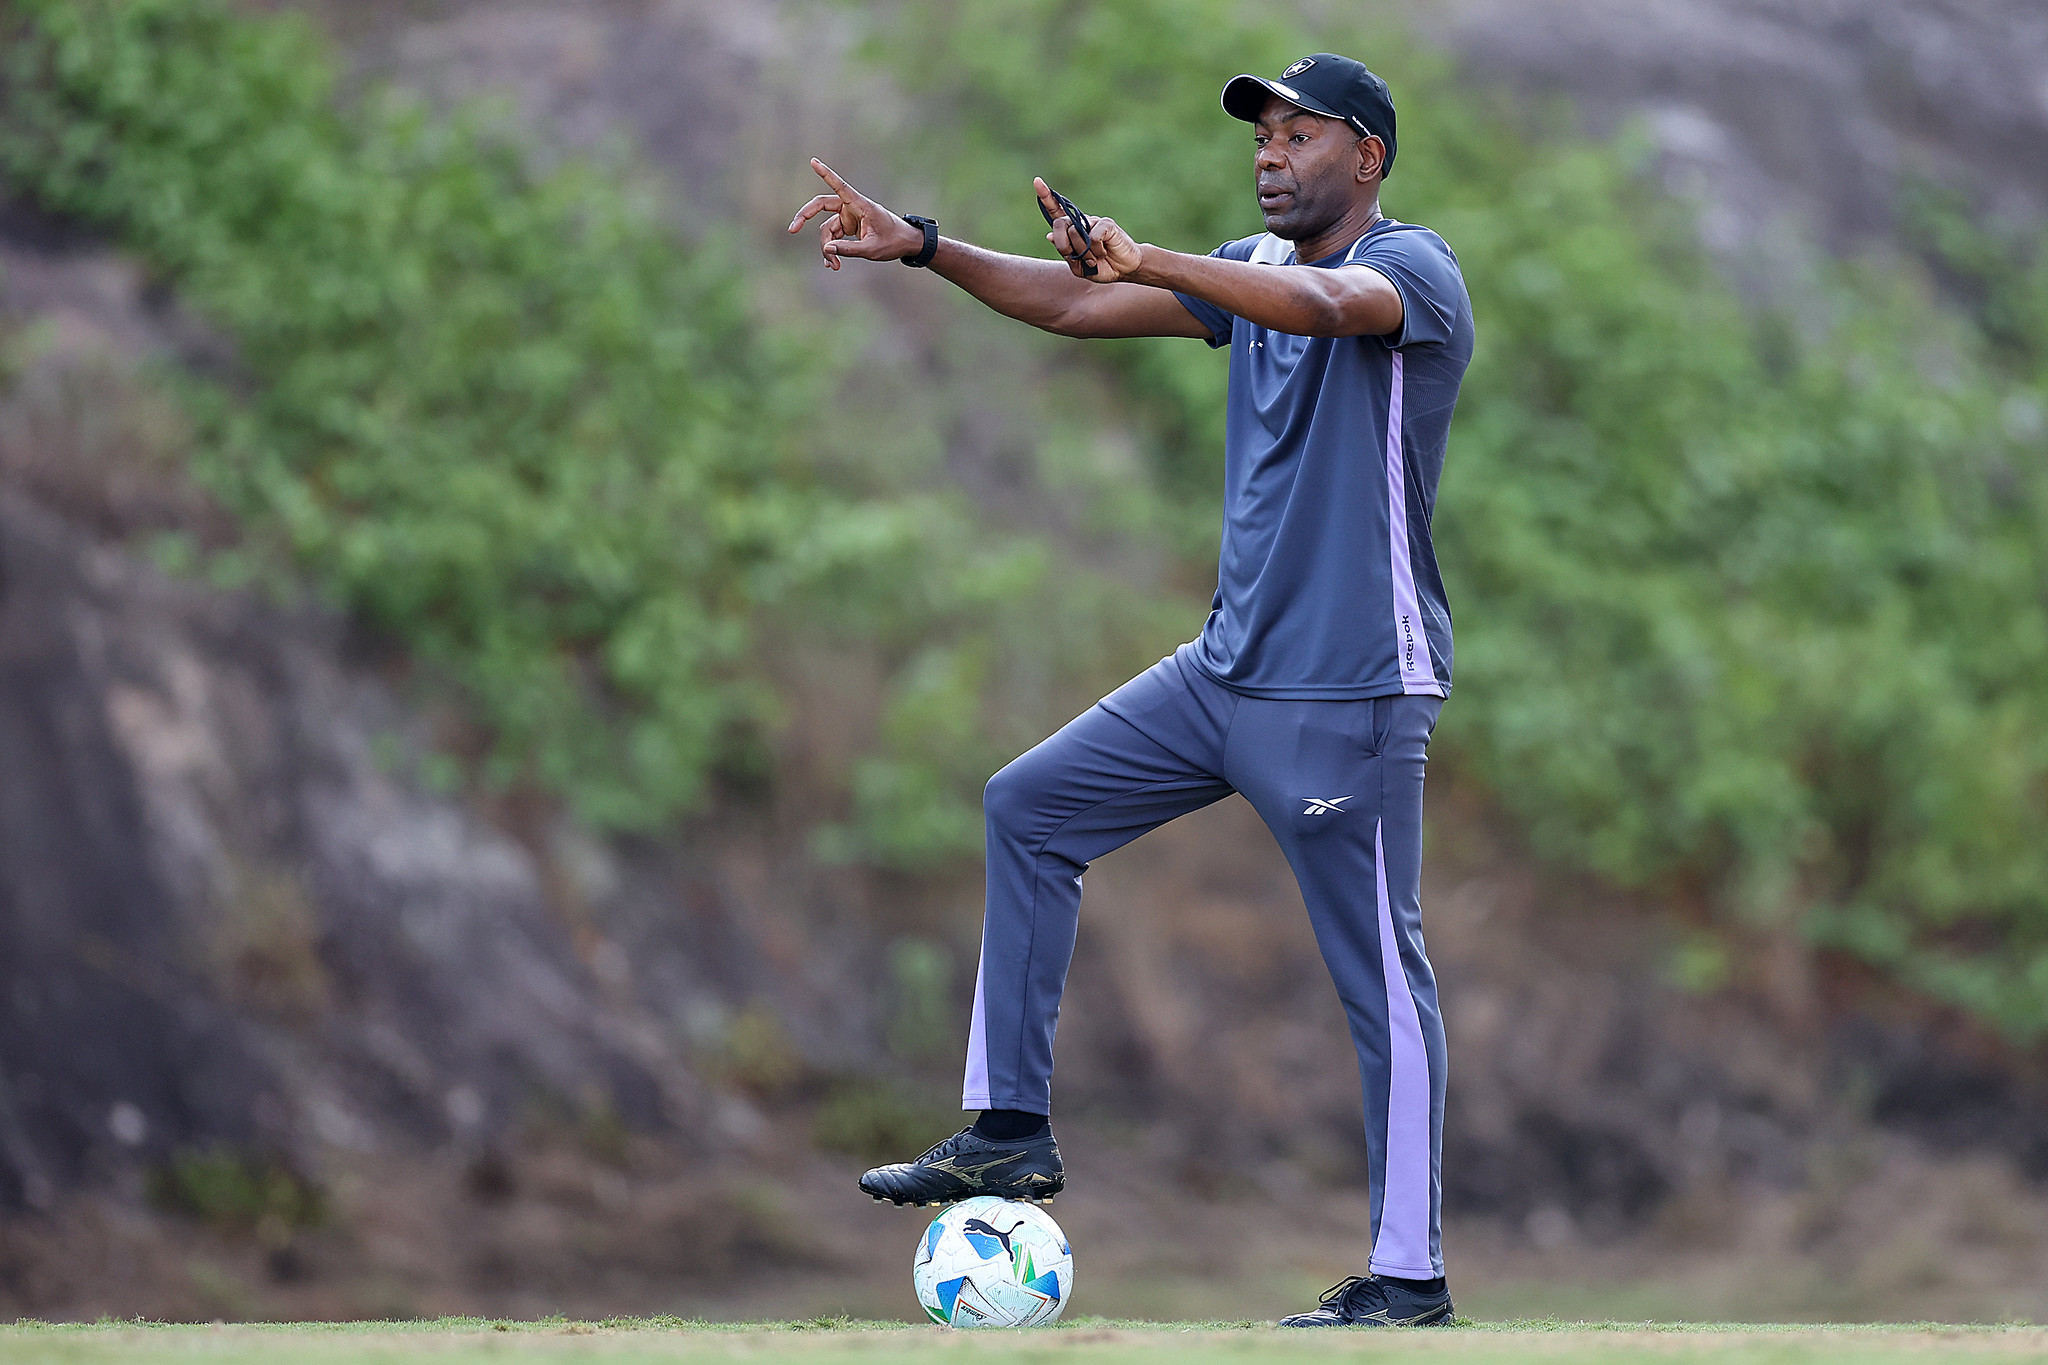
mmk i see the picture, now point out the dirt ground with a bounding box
[7,1104,2048,1327]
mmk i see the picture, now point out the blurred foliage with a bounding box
[885,937,956,1062]
[0,0,1006,830]
[1902,177,2048,386]
[147,1146,325,1240]
[701,1001,807,1099]
[872,0,2048,1038]
[811,1077,959,1163]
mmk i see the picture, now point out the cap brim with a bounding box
[1220,73,1348,124]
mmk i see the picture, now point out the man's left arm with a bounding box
[1126,247,1404,338]
[1048,206,1447,341]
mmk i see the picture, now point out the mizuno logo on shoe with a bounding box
[1352,1308,1442,1325]
[1302,796,1351,816]
[925,1151,1026,1179]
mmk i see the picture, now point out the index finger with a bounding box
[811,158,862,201]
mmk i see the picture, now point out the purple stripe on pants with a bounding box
[1370,817,1437,1278]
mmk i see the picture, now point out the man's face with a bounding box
[1252,94,1374,239]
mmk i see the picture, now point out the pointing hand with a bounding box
[787,159,923,270]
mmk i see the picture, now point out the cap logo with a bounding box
[1281,57,1316,78]
[1272,81,1303,101]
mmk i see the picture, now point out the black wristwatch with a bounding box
[900,214,939,268]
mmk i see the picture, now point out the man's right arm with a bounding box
[788,159,1211,342]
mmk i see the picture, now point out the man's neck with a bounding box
[1289,199,1385,264]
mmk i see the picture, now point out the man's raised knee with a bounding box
[983,756,1044,838]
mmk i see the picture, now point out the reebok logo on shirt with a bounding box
[1302,796,1352,816]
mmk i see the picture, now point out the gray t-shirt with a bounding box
[1172,219,1473,698]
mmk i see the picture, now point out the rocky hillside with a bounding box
[1445,0,2048,235]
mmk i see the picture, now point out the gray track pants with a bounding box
[962,645,1447,1278]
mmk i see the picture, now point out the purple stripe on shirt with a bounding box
[1383,350,1445,697]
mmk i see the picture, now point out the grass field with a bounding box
[4,1319,2046,1364]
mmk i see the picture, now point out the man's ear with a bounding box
[1356,134,1386,183]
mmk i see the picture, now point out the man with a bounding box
[788,53,1472,1328]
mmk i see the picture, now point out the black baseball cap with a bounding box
[1221,53,1398,177]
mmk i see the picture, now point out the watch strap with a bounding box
[901,214,939,268]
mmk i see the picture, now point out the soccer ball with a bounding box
[912,1196,1072,1327]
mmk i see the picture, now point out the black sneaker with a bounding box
[857,1126,1064,1207]
[1278,1274,1455,1327]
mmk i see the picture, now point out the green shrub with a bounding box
[811,1078,957,1163]
[147,1146,324,1237]
[885,936,955,1062]
[702,1002,807,1099]
[0,0,927,829]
